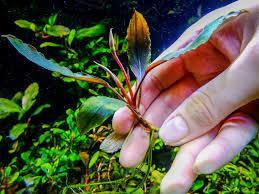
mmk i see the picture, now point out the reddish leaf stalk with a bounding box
[94,61,132,105]
[111,50,134,104]
[109,29,134,104]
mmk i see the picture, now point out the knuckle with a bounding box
[216,135,235,157]
[145,72,164,92]
[184,90,218,127]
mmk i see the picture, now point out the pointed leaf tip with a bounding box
[109,28,116,52]
[126,10,151,82]
[3,35,109,87]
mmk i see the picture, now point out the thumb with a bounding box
[159,32,259,146]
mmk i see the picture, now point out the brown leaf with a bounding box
[100,132,126,153]
[126,10,151,82]
[79,152,90,166]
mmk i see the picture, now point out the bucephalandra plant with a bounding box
[3,9,244,193]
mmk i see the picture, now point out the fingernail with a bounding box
[194,162,216,174]
[159,116,188,144]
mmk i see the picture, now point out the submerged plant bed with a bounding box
[0,7,258,194]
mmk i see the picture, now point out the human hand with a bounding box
[113,0,259,193]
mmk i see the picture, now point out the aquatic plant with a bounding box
[2,9,252,193]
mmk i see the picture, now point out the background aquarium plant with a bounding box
[0,0,258,194]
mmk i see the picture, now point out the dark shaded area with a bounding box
[0,0,236,122]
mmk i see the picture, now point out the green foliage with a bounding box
[12,14,127,97]
[76,24,106,39]
[0,98,23,119]
[22,82,39,111]
[9,123,27,140]
[76,96,125,133]
[14,20,37,31]
[0,83,52,193]
[43,24,70,37]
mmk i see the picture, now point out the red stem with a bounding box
[112,51,134,103]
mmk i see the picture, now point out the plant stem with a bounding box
[94,61,132,105]
[133,127,155,192]
[112,51,134,102]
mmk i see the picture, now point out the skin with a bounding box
[113,0,259,193]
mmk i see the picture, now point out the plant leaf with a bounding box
[9,123,27,140]
[48,14,58,25]
[2,35,109,86]
[191,180,204,191]
[88,151,100,168]
[40,42,64,48]
[11,91,23,104]
[147,10,242,72]
[15,20,36,31]
[100,132,126,153]
[67,29,76,46]
[76,23,105,40]
[126,10,151,82]
[76,96,125,133]
[44,25,70,37]
[31,104,51,117]
[79,152,89,166]
[0,98,23,119]
[22,82,39,111]
[8,172,20,184]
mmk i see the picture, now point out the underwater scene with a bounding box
[0,0,258,193]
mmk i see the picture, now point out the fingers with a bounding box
[112,107,134,135]
[119,126,149,167]
[194,113,258,174]
[159,33,259,146]
[160,127,219,194]
[119,77,198,167]
[113,57,185,134]
[143,77,198,128]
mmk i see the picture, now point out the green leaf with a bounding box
[76,24,105,40]
[22,82,39,111]
[67,29,76,46]
[11,91,23,104]
[0,135,2,142]
[5,166,12,177]
[149,10,242,71]
[3,35,109,86]
[40,42,64,48]
[9,123,27,140]
[31,104,51,117]
[89,151,100,168]
[0,98,23,119]
[8,172,20,184]
[126,188,144,194]
[68,152,80,162]
[41,163,53,175]
[48,14,58,25]
[9,140,19,153]
[76,96,125,133]
[92,47,110,56]
[191,179,204,191]
[151,170,165,184]
[126,10,151,82]
[163,11,241,60]
[44,24,70,37]
[15,20,36,31]
[21,151,31,163]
